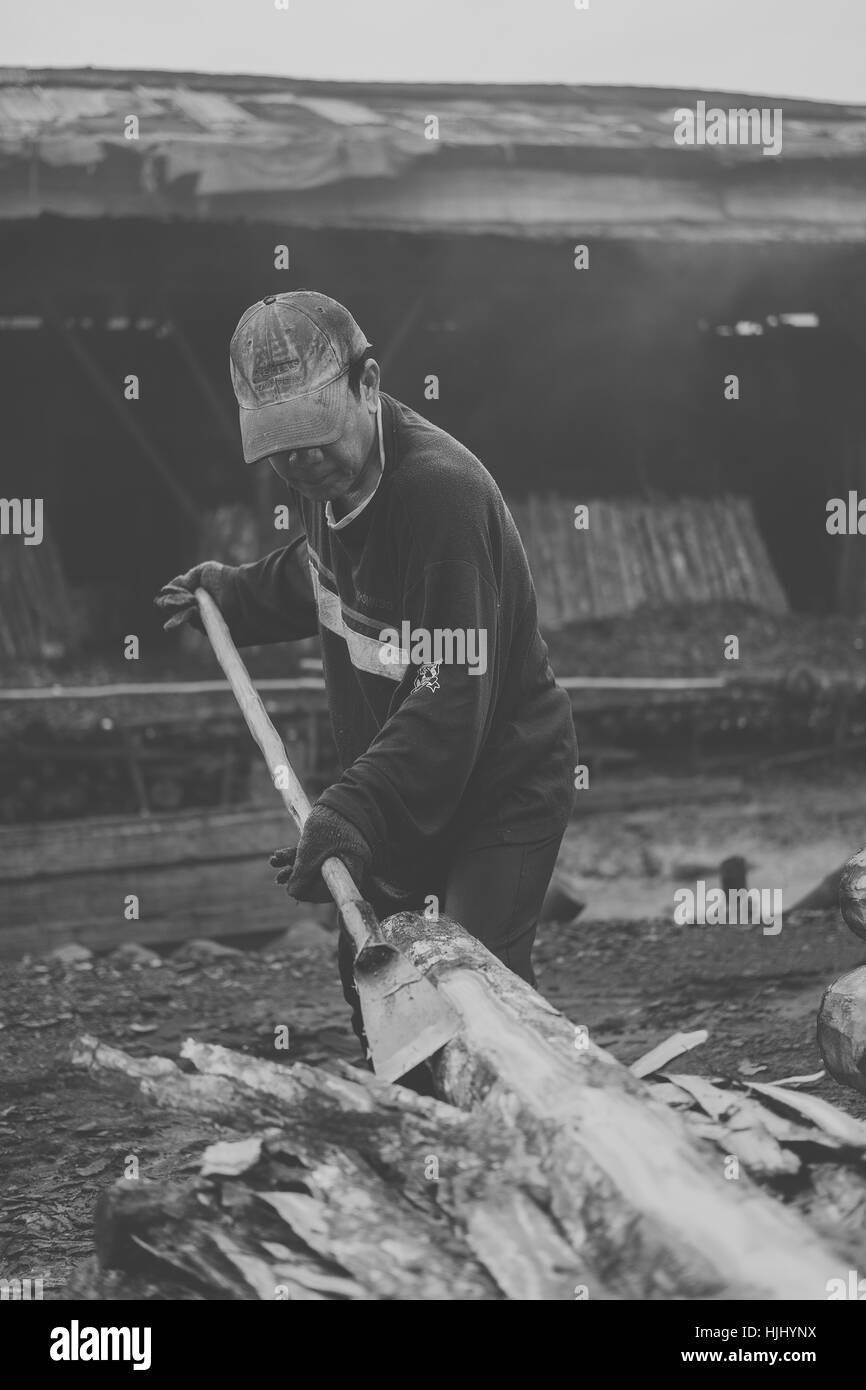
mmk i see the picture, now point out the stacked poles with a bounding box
[508,493,788,630]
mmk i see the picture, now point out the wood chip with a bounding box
[663,1073,801,1177]
[744,1080,866,1148]
[630,1030,709,1078]
[769,1070,825,1089]
[201,1138,263,1178]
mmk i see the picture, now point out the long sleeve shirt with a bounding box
[219,392,576,884]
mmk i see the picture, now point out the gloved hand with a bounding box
[153,561,233,632]
[271,804,373,903]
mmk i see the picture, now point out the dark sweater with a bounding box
[221,393,576,884]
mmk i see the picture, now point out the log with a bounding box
[0,805,292,882]
[69,987,865,1300]
[0,855,326,959]
[71,1035,584,1300]
[380,910,845,1299]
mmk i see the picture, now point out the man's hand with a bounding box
[271,804,373,903]
[153,561,232,632]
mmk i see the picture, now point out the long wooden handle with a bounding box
[194,588,365,923]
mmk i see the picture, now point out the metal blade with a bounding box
[354,942,460,1083]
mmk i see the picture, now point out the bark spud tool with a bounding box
[195,587,460,1083]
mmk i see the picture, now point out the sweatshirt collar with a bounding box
[325,399,384,531]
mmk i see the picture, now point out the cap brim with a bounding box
[239,378,349,464]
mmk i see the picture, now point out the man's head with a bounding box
[229,291,380,502]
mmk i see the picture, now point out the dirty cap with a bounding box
[229,290,369,464]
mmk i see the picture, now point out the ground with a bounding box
[3,761,866,1297]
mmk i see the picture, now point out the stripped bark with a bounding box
[71,1035,583,1300]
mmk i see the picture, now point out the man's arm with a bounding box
[155,536,319,646]
[226,537,319,645]
[316,559,499,868]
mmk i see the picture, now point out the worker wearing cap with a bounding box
[156,291,576,1048]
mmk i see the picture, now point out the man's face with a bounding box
[264,377,377,502]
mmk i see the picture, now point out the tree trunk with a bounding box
[70,908,852,1300]
[381,910,842,1300]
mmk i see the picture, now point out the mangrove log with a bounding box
[381,910,844,1300]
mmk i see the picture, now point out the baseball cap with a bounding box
[229,291,370,464]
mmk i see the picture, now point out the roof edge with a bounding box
[1,65,863,118]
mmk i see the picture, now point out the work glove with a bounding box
[153,561,233,632]
[270,805,416,910]
[271,803,373,903]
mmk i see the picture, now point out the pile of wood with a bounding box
[509,493,788,630]
[69,913,862,1300]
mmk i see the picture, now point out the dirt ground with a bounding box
[3,761,866,1298]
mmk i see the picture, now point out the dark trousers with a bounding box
[337,828,565,1059]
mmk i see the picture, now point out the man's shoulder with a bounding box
[382,394,499,513]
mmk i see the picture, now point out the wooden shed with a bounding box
[2,66,866,660]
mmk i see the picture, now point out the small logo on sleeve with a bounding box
[412,662,441,694]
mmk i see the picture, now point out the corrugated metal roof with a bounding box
[1,68,866,237]
[3,69,866,159]
[0,76,431,189]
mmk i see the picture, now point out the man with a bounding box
[156,290,576,1056]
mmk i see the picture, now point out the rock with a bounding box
[818,964,866,1093]
[47,944,93,965]
[109,943,163,969]
[265,920,334,957]
[171,939,242,964]
[840,850,866,940]
[201,1137,263,1178]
